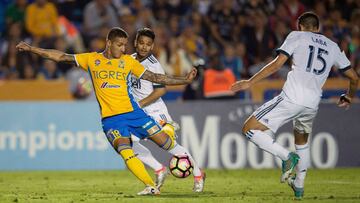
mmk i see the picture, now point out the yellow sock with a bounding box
[120,149,155,187]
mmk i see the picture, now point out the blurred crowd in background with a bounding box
[0,0,359,99]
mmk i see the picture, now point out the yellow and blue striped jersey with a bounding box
[74,52,146,118]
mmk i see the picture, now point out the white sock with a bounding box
[132,141,163,171]
[294,143,310,188]
[246,130,290,160]
[168,143,202,177]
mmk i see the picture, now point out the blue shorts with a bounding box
[102,109,162,144]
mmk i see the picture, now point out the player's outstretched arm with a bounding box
[141,68,197,85]
[231,53,288,92]
[337,68,359,109]
[16,41,75,63]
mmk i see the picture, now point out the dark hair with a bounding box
[298,12,320,30]
[135,28,155,42]
[107,27,128,41]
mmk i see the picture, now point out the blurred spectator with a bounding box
[283,0,306,30]
[1,22,32,79]
[208,0,237,48]
[313,1,327,22]
[1,22,25,49]
[325,9,349,41]
[188,11,209,42]
[240,0,275,16]
[349,10,360,75]
[220,44,243,79]
[1,41,20,79]
[241,9,276,65]
[273,20,290,48]
[23,63,37,80]
[38,59,63,80]
[0,65,6,79]
[151,0,170,22]
[118,10,136,53]
[56,0,88,23]
[203,56,236,99]
[168,15,182,37]
[196,0,211,15]
[83,0,119,38]
[58,15,86,53]
[89,37,106,52]
[153,23,170,65]
[5,0,27,27]
[134,7,157,30]
[128,0,145,15]
[179,24,206,60]
[235,42,249,77]
[269,3,292,32]
[25,0,60,43]
[159,37,193,76]
[0,0,12,36]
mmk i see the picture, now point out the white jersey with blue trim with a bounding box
[277,31,351,109]
[130,53,168,114]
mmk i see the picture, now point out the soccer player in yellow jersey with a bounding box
[16,27,197,195]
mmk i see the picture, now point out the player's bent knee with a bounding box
[150,132,175,151]
[113,137,132,153]
[242,116,268,135]
[242,117,254,134]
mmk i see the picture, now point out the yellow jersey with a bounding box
[74,52,146,118]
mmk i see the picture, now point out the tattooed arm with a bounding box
[16,41,75,63]
[141,68,197,85]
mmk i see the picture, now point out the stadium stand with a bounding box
[0,0,359,101]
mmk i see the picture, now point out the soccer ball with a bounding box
[169,154,193,178]
[74,77,93,99]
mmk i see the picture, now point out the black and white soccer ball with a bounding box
[169,154,193,178]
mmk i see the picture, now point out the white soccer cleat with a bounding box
[155,166,168,190]
[137,186,160,196]
[193,171,206,192]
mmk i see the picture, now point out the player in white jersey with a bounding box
[231,12,358,200]
[130,28,205,192]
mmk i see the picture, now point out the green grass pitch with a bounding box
[0,169,359,202]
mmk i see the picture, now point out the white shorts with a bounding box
[253,94,318,134]
[143,106,173,124]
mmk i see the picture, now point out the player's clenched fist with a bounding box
[16,41,31,52]
[230,80,251,92]
[185,68,198,84]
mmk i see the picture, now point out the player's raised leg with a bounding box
[104,128,159,195]
[242,116,299,182]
